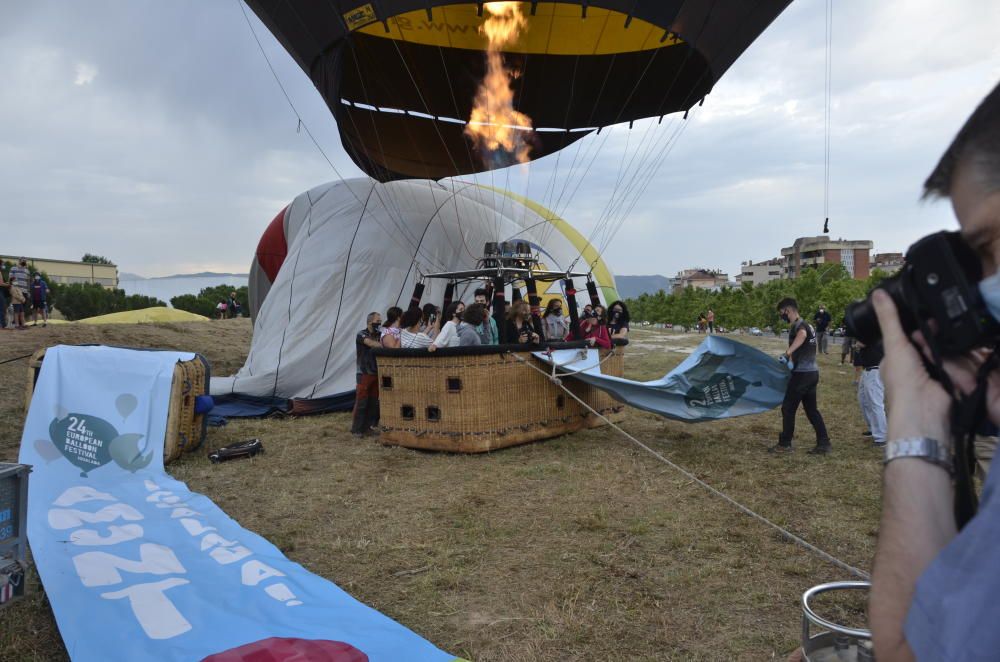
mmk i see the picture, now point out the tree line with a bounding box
[6,254,248,321]
[625,265,894,330]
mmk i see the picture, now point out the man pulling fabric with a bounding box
[769,297,831,454]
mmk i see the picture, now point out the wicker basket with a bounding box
[376,343,625,453]
[26,348,210,465]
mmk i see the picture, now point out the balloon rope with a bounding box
[509,351,871,580]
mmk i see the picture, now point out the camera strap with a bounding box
[915,317,997,529]
[948,353,998,529]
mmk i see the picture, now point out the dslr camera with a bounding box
[845,231,999,356]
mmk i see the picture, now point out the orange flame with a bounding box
[465,2,534,166]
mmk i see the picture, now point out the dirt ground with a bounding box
[0,321,877,660]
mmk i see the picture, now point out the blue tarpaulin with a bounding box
[535,335,789,422]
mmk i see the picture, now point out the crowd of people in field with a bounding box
[0,257,50,329]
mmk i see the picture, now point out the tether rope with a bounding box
[0,352,33,367]
[508,352,871,580]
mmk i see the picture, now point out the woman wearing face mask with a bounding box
[607,300,630,340]
[431,301,465,348]
[542,299,568,341]
[583,305,612,349]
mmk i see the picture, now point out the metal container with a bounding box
[0,463,31,607]
[802,581,874,662]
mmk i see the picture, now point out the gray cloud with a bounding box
[1,1,998,280]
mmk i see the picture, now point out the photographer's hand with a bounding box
[870,289,957,662]
[873,290,951,441]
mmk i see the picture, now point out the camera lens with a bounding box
[845,273,908,344]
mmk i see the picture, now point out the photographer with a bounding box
[869,82,1000,660]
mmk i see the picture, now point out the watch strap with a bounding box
[884,437,953,475]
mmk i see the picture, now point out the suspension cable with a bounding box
[509,351,871,580]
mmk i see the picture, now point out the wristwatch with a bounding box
[883,437,953,475]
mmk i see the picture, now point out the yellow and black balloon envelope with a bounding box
[246,1,791,181]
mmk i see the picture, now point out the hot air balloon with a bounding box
[213,178,620,417]
[244,1,791,181]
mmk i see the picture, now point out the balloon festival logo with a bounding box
[35,393,154,477]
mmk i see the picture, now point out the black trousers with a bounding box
[779,371,829,447]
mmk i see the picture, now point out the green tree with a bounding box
[171,284,248,319]
[81,254,114,265]
[55,283,165,321]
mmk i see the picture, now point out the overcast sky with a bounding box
[3,1,999,279]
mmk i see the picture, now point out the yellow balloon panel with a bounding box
[356,3,683,55]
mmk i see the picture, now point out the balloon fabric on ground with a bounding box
[220,177,619,410]
[537,335,790,422]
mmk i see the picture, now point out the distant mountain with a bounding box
[120,271,249,280]
[160,271,249,279]
[616,275,674,299]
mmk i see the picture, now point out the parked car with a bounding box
[748,327,763,336]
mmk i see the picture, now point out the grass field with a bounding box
[0,321,877,660]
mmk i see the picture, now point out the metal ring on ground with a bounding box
[802,581,872,640]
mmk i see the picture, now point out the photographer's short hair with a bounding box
[366,311,379,324]
[474,288,488,299]
[924,80,1000,198]
[777,297,798,312]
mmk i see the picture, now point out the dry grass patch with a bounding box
[0,323,877,660]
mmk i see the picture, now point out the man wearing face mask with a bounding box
[351,312,382,437]
[869,81,1000,660]
[769,297,830,454]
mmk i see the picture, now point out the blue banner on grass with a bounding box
[19,345,458,662]
[536,335,789,421]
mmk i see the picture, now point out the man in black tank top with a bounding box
[769,297,831,454]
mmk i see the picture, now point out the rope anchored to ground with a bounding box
[510,351,871,581]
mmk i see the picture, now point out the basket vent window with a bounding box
[446,377,462,392]
[556,395,566,409]
[382,375,393,389]
[426,406,441,422]
[401,405,415,420]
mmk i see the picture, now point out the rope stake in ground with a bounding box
[510,352,871,580]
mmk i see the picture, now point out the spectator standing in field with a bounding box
[542,299,568,341]
[30,274,48,326]
[352,312,382,436]
[0,264,9,329]
[853,340,887,446]
[216,300,228,319]
[813,305,832,354]
[227,291,241,318]
[8,258,30,329]
[706,308,716,334]
[769,297,830,454]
